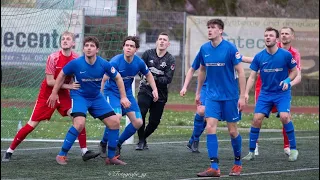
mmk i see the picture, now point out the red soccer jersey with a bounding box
[38,50,79,99]
[255,43,301,104]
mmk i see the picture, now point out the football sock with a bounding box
[107,129,119,158]
[231,134,242,166]
[118,123,137,145]
[249,127,260,153]
[193,114,205,141]
[78,127,87,149]
[283,121,296,149]
[282,126,290,148]
[207,134,219,170]
[58,126,79,156]
[9,123,34,151]
[101,126,109,144]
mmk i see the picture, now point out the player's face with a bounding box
[207,24,222,40]
[156,35,170,51]
[280,28,294,45]
[264,31,278,48]
[60,35,75,50]
[123,40,137,57]
[83,41,99,58]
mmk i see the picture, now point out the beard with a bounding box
[265,42,277,48]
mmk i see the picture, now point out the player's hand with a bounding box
[120,97,131,109]
[244,94,249,104]
[152,89,158,102]
[195,92,201,106]
[46,93,60,108]
[70,82,80,90]
[180,88,187,97]
[238,96,246,111]
[279,77,291,91]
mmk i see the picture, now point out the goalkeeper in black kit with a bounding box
[136,32,176,150]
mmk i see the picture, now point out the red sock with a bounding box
[282,126,290,148]
[78,127,87,148]
[9,124,34,150]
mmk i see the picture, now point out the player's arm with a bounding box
[113,73,131,108]
[100,74,109,94]
[244,70,257,104]
[145,72,158,102]
[155,56,175,85]
[47,70,67,108]
[235,63,246,110]
[180,67,196,97]
[242,56,254,64]
[46,74,79,90]
[196,65,205,106]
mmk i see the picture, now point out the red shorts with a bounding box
[30,93,71,121]
[255,75,277,113]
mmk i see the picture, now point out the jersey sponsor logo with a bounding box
[149,67,164,75]
[206,63,225,66]
[170,64,175,70]
[81,78,102,82]
[160,62,167,68]
[111,67,116,74]
[263,68,283,72]
[235,52,242,60]
[291,58,296,64]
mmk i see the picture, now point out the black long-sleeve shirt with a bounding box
[138,49,175,103]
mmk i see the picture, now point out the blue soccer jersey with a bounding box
[106,54,149,96]
[199,40,242,101]
[250,48,296,93]
[63,56,118,98]
[192,51,207,87]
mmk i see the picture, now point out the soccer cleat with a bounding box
[82,150,100,161]
[115,145,121,159]
[135,141,144,150]
[288,149,298,162]
[229,165,242,176]
[197,168,221,177]
[242,152,255,161]
[99,142,107,158]
[105,157,127,165]
[2,152,12,162]
[56,155,67,165]
[191,140,200,153]
[254,143,259,156]
[284,147,291,156]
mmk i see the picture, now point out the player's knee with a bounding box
[229,130,239,138]
[252,118,263,128]
[279,113,290,123]
[105,115,120,129]
[133,118,143,128]
[197,105,205,116]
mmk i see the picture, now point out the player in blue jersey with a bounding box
[180,52,207,153]
[99,36,158,159]
[195,19,246,177]
[242,27,299,162]
[47,36,131,165]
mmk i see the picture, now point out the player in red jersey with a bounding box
[2,31,99,162]
[242,27,301,156]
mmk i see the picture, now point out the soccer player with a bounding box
[47,36,131,165]
[180,54,207,153]
[242,27,299,162]
[196,19,246,177]
[2,31,99,162]
[136,32,176,150]
[99,36,158,158]
[242,26,301,156]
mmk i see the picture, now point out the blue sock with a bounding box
[118,123,137,145]
[193,114,205,141]
[231,134,242,166]
[283,121,296,149]
[249,127,260,152]
[207,134,219,170]
[101,126,109,144]
[107,129,119,158]
[59,126,79,156]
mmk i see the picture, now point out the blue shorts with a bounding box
[105,92,141,117]
[71,93,114,118]
[205,99,241,122]
[255,91,291,118]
